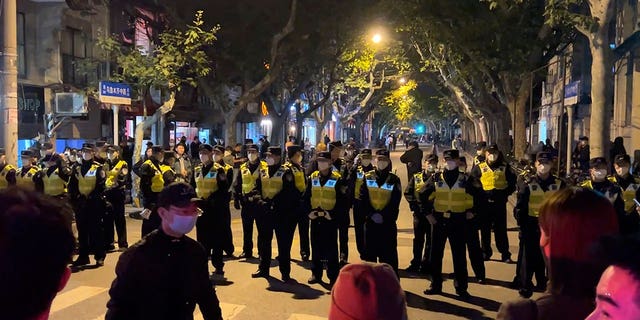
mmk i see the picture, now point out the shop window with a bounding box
[62,28,88,86]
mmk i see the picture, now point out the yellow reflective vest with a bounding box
[240,161,268,195]
[354,167,368,200]
[310,170,341,211]
[608,176,640,212]
[413,172,428,201]
[143,160,174,193]
[16,166,40,191]
[284,162,306,193]
[76,164,101,196]
[195,164,220,199]
[42,168,67,196]
[0,164,16,190]
[429,173,473,213]
[580,180,619,203]
[478,162,508,191]
[105,160,127,189]
[261,166,286,200]
[365,171,397,211]
[527,178,562,217]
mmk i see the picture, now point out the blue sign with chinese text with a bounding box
[99,81,132,105]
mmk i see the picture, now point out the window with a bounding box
[61,28,87,86]
[17,13,25,78]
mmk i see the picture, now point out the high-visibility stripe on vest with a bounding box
[429,173,473,213]
[608,176,640,212]
[354,167,367,200]
[143,160,174,193]
[105,160,127,188]
[77,164,101,196]
[310,170,341,211]
[261,167,286,200]
[0,164,16,190]
[194,164,219,199]
[365,171,396,211]
[240,161,268,195]
[413,172,427,201]
[16,166,40,191]
[42,168,67,196]
[527,179,561,217]
[285,162,306,193]
[478,162,508,191]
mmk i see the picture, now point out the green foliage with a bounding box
[383,80,417,123]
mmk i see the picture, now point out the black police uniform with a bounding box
[359,150,402,275]
[0,155,17,190]
[233,144,266,258]
[330,148,350,263]
[104,149,130,250]
[579,158,626,236]
[139,148,176,236]
[608,155,640,235]
[347,148,374,260]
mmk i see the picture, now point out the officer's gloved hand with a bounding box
[324,211,332,220]
[466,211,474,220]
[371,213,383,224]
[233,200,241,210]
[426,214,437,225]
[409,202,418,212]
[308,211,318,220]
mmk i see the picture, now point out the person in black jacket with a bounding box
[106,182,223,320]
[400,141,423,181]
[138,146,176,236]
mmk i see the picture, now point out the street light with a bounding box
[372,33,382,44]
[399,77,406,84]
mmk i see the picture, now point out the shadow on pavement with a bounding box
[265,277,327,300]
[398,269,430,280]
[405,291,492,320]
[440,292,501,312]
[481,277,517,290]
[292,259,312,270]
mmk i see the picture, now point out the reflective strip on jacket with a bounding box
[478,162,507,191]
[310,170,341,211]
[16,166,40,191]
[527,180,561,217]
[43,169,67,196]
[240,161,268,195]
[429,173,473,213]
[365,171,395,211]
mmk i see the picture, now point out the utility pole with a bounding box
[1,0,18,165]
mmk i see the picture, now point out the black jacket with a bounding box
[106,229,223,320]
[400,147,423,178]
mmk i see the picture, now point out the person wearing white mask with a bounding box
[513,152,565,298]
[360,149,402,276]
[580,157,626,233]
[403,153,438,273]
[106,182,223,320]
[472,141,487,168]
[104,145,130,252]
[607,154,640,235]
[213,145,236,258]
[470,143,517,263]
[233,143,267,259]
[348,148,375,260]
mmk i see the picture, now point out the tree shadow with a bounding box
[265,277,327,300]
[405,291,492,320]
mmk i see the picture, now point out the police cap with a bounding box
[106,145,121,153]
[20,150,34,157]
[316,151,331,160]
[589,157,608,168]
[329,141,343,151]
[579,136,589,142]
[95,141,107,148]
[360,149,372,156]
[287,145,302,158]
[151,146,164,154]
[614,154,631,165]
[375,149,390,157]
[443,149,460,160]
[81,143,95,151]
[245,144,258,152]
[199,144,213,152]
[426,153,438,163]
[163,150,175,159]
[266,146,282,156]
[487,143,499,153]
[475,141,487,150]
[213,145,225,153]
[536,152,553,164]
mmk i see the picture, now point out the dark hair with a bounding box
[0,188,75,319]
[594,234,640,284]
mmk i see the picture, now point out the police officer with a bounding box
[193,144,233,276]
[95,141,108,165]
[283,145,309,265]
[329,141,349,264]
[360,149,402,275]
[213,145,235,258]
[36,153,71,197]
[580,157,625,234]
[68,143,107,267]
[348,148,374,260]
[0,148,17,190]
[609,154,640,234]
[305,151,348,285]
[470,143,517,262]
[473,142,487,168]
[104,145,129,251]
[423,149,477,298]
[139,146,176,236]
[291,146,311,262]
[38,142,56,169]
[514,152,565,297]
[234,144,267,259]
[404,153,438,273]
[16,150,41,191]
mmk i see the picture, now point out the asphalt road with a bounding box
[49,144,529,320]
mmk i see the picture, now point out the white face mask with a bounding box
[200,154,210,163]
[168,213,198,235]
[266,157,276,166]
[445,160,458,171]
[107,153,115,160]
[40,150,47,157]
[248,153,258,162]
[592,169,608,181]
[427,164,435,172]
[537,164,551,175]
[487,154,497,162]
[476,150,483,156]
[213,154,223,163]
[616,166,630,176]
[361,159,372,167]
[82,153,93,161]
[318,161,331,171]
[76,156,83,164]
[377,160,389,170]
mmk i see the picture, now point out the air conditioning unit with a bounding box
[55,93,87,116]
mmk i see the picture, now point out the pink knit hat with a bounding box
[329,263,407,320]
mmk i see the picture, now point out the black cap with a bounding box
[42,142,54,150]
[614,154,631,165]
[329,141,343,151]
[20,150,33,157]
[590,157,608,168]
[360,149,372,156]
[443,149,460,159]
[199,144,213,152]
[151,146,163,153]
[536,152,553,163]
[175,142,187,149]
[266,146,282,156]
[475,141,487,150]
[317,151,331,160]
[213,145,225,153]
[246,144,258,151]
[487,143,499,153]
[426,153,438,163]
[375,149,390,157]
[43,154,61,163]
[157,182,199,208]
[244,139,254,145]
[106,145,121,153]
[287,145,302,158]
[146,141,154,147]
[579,136,589,141]
[95,141,107,148]
[81,143,95,151]
[409,141,419,148]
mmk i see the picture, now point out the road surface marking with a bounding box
[50,286,109,313]
[287,314,327,320]
[194,302,246,320]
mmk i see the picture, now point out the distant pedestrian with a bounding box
[609,136,627,172]
[400,141,423,181]
[190,136,201,160]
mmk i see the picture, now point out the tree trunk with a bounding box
[475,117,489,143]
[494,112,512,154]
[588,31,614,158]
[270,113,288,147]
[512,82,531,159]
[224,105,242,146]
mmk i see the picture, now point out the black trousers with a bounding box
[76,196,106,260]
[241,202,259,254]
[410,212,431,269]
[338,209,350,261]
[465,216,485,279]
[310,218,339,282]
[275,213,298,276]
[363,221,399,275]
[297,213,310,257]
[430,213,468,291]
[222,205,234,255]
[196,203,227,271]
[105,189,127,248]
[480,200,511,259]
[352,201,367,259]
[518,216,546,288]
[255,210,274,272]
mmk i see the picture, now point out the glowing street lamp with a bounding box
[372,33,382,44]
[399,77,406,84]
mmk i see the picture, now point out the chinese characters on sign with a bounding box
[99,81,132,105]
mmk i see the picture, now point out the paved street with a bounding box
[50,144,531,320]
